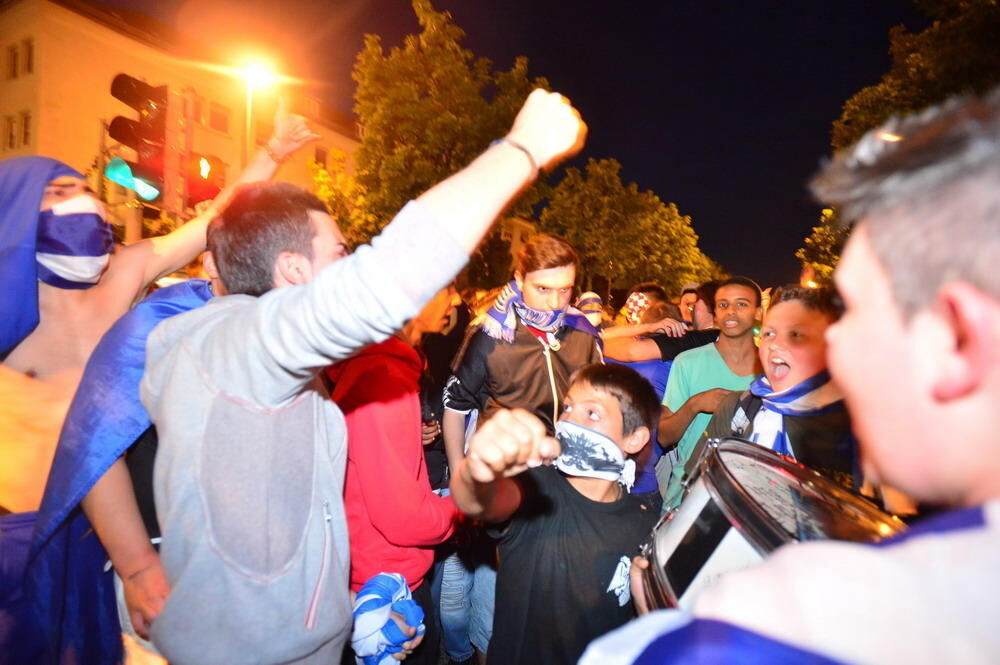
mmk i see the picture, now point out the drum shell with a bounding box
[642,473,764,610]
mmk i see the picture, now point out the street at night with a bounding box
[1,1,998,663]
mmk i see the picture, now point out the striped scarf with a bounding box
[36,194,113,289]
[482,279,596,343]
[734,370,843,457]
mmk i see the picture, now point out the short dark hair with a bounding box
[207,182,328,296]
[570,363,660,436]
[716,276,763,307]
[812,85,1000,315]
[627,282,668,303]
[769,284,843,321]
[516,234,578,274]
[641,300,681,324]
[695,280,721,314]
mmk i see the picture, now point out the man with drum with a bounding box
[579,86,1000,664]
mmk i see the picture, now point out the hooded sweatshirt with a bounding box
[328,336,462,592]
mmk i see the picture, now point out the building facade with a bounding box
[0,0,358,233]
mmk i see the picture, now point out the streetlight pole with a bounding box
[243,82,253,168]
[238,60,277,169]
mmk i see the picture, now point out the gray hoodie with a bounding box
[141,201,465,664]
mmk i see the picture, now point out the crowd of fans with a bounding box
[1,83,998,665]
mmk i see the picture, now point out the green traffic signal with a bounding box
[105,157,161,201]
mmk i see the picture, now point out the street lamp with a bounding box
[238,59,278,167]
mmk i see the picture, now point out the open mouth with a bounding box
[769,357,790,381]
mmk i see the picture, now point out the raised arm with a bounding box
[416,89,586,255]
[117,100,319,288]
[175,90,588,407]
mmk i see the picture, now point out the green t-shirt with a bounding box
[660,342,754,507]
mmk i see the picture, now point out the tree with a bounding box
[539,158,720,295]
[832,0,1000,149]
[313,0,549,284]
[795,207,851,286]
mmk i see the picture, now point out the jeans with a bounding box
[432,550,475,661]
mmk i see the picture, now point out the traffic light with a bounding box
[184,153,226,208]
[106,73,168,202]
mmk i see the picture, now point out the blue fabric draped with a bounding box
[3,279,213,665]
[632,617,844,665]
[0,156,82,356]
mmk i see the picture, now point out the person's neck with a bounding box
[715,332,760,376]
[397,323,422,348]
[567,475,621,503]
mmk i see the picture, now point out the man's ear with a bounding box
[929,282,996,402]
[622,426,650,455]
[202,251,220,280]
[273,251,311,287]
[514,270,524,290]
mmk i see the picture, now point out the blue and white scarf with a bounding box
[734,370,843,457]
[36,194,113,290]
[481,280,598,343]
[351,573,425,665]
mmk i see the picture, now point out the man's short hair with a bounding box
[716,276,763,307]
[627,282,668,303]
[207,182,328,296]
[515,234,579,274]
[811,85,1000,315]
[641,301,681,324]
[695,280,722,314]
[769,284,844,322]
[570,363,660,436]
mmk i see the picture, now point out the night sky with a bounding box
[102,0,927,289]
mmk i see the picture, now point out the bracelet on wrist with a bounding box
[265,143,288,164]
[491,137,539,178]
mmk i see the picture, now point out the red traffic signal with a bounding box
[185,154,226,207]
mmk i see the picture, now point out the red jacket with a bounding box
[327,336,461,591]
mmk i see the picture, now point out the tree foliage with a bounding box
[832,0,1000,149]
[312,0,547,283]
[795,207,852,286]
[539,158,721,294]
[346,0,547,225]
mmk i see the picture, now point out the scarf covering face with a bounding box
[0,156,85,355]
[36,194,113,289]
[735,370,844,456]
[352,573,425,665]
[481,280,598,343]
[554,419,636,491]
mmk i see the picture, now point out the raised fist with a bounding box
[464,408,560,483]
[505,89,587,172]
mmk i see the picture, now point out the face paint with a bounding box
[554,420,635,490]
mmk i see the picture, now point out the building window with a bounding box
[314,147,327,169]
[208,102,229,134]
[22,39,33,74]
[4,116,15,150]
[6,45,18,79]
[20,111,30,146]
[185,93,203,125]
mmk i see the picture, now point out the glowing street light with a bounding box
[238,58,278,167]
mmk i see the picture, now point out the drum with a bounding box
[640,437,906,610]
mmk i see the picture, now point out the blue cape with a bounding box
[1,279,212,665]
[0,156,83,356]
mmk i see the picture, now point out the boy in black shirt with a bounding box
[450,364,660,665]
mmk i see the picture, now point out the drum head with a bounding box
[701,438,906,553]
